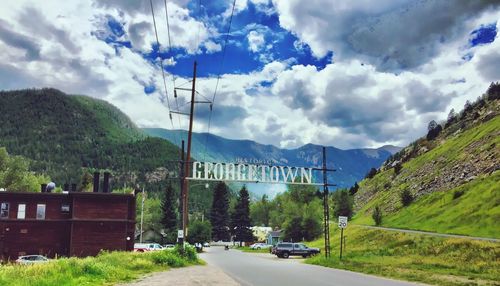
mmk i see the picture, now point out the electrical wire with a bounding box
[203,0,237,161]
[149,0,179,147]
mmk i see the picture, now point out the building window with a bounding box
[61,204,70,213]
[36,204,46,220]
[17,204,26,219]
[0,203,9,219]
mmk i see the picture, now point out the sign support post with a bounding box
[338,215,348,260]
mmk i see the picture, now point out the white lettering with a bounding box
[193,162,201,179]
[225,163,236,180]
[248,165,257,181]
[270,166,280,182]
[259,165,269,182]
[204,162,214,179]
[300,168,313,184]
[280,166,298,183]
[213,163,224,180]
[237,164,246,180]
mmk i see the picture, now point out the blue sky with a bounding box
[0,0,498,150]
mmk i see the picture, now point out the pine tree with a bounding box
[210,182,231,241]
[372,205,383,226]
[231,186,254,246]
[160,183,178,243]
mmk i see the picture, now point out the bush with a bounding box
[453,190,465,199]
[401,189,414,207]
[365,168,378,179]
[372,206,383,226]
[394,163,402,175]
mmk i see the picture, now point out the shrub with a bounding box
[372,206,383,226]
[453,190,465,199]
[394,163,402,175]
[365,168,378,179]
[401,189,414,207]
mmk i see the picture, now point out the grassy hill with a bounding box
[306,224,499,286]
[352,87,500,238]
[0,88,180,190]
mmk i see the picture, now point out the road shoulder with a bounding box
[118,264,240,286]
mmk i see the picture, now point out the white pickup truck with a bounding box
[133,243,164,252]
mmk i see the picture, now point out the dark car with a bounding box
[274,243,320,258]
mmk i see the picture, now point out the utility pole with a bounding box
[140,187,145,243]
[182,61,197,239]
[322,147,331,258]
[178,140,185,245]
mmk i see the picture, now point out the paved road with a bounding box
[358,225,500,242]
[200,247,423,286]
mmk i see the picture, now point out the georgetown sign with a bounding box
[189,161,320,185]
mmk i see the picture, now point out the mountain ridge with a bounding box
[144,128,402,189]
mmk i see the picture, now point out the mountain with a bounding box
[143,128,401,190]
[0,88,180,191]
[353,84,500,238]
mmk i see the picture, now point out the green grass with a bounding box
[306,225,500,286]
[379,172,500,238]
[237,246,272,253]
[0,246,201,286]
[354,115,500,237]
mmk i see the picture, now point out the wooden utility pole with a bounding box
[182,61,197,239]
[322,147,331,258]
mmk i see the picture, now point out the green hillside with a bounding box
[0,88,179,189]
[353,89,500,238]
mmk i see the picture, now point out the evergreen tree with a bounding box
[210,182,230,241]
[332,189,353,219]
[231,186,254,246]
[160,183,178,243]
[372,205,383,226]
[401,189,414,207]
[187,220,211,244]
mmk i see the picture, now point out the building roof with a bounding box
[269,230,281,237]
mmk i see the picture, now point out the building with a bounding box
[250,226,272,242]
[266,230,282,246]
[0,191,135,261]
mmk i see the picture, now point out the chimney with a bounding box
[71,183,77,193]
[41,184,47,193]
[93,172,100,193]
[103,172,110,193]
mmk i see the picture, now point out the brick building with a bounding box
[0,191,135,261]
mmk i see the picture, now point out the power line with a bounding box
[149,0,176,136]
[163,0,182,135]
[203,0,237,160]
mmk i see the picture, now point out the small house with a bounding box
[266,230,282,246]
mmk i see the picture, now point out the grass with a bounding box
[237,246,272,253]
[0,246,201,286]
[354,115,500,237]
[305,225,500,286]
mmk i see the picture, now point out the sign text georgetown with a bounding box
[189,161,318,185]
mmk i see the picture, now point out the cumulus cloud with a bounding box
[247,30,265,52]
[273,0,500,71]
[477,50,500,81]
[0,19,40,60]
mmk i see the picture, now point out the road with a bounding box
[200,247,423,286]
[358,225,500,242]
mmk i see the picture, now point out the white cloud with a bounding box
[247,30,265,52]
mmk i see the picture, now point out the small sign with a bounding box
[177,230,184,238]
[338,216,348,228]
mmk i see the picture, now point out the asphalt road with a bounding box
[200,247,422,286]
[358,225,500,242]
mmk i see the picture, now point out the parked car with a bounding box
[274,243,320,258]
[134,243,164,252]
[163,244,175,250]
[16,255,50,265]
[250,243,271,250]
[203,242,210,247]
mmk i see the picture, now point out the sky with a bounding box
[0,0,499,150]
